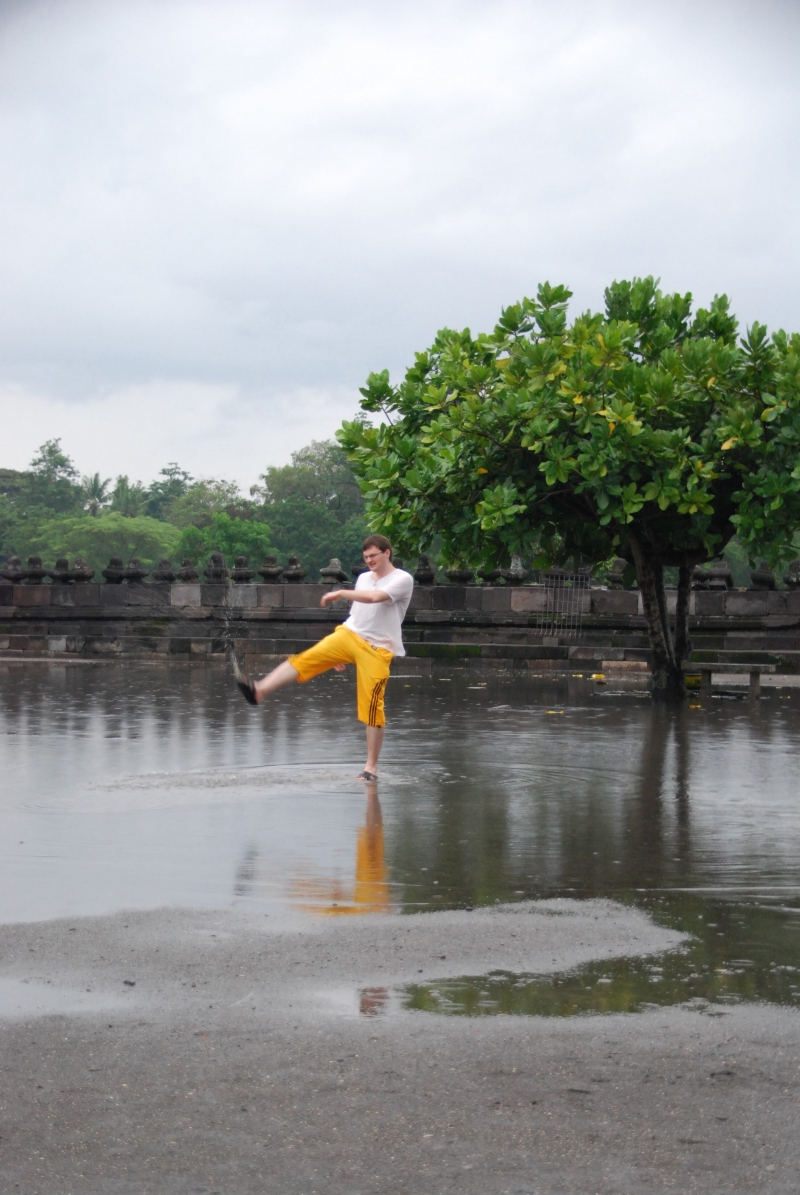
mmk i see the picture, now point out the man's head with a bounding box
[362,534,393,569]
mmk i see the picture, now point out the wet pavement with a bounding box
[1,661,799,1193]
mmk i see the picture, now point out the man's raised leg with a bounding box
[251,660,299,704]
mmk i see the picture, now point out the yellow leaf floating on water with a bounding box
[545,710,565,715]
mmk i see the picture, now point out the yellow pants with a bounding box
[288,625,393,727]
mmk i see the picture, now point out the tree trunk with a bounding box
[673,564,692,666]
[626,532,685,699]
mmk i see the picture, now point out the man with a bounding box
[234,535,414,781]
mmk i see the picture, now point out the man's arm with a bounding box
[320,588,390,608]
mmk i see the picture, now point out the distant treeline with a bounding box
[0,438,369,577]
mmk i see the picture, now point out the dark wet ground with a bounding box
[1,661,799,1017]
[3,661,800,1194]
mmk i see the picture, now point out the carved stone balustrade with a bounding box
[319,558,349,585]
[176,559,200,583]
[124,558,148,584]
[283,556,307,584]
[204,553,230,583]
[231,556,255,584]
[257,555,283,583]
[22,556,48,584]
[102,556,126,584]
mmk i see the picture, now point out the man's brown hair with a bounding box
[363,534,393,559]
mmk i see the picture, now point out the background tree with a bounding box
[110,475,149,517]
[27,513,180,574]
[253,439,369,574]
[27,439,82,512]
[1,436,369,578]
[175,512,273,565]
[165,478,247,528]
[81,473,112,516]
[144,464,193,519]
[338,278,800,696]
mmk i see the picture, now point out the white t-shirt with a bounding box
[344,568,414,656]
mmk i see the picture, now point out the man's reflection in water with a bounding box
[359,986,390,1015]
[291,782,392,915]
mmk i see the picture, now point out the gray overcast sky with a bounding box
[1,0,799,489]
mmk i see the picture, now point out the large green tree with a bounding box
[338,278,800,696]
[253,439,369,575]
[26,513,180,574]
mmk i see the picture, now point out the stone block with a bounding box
[725,593,768,617]
[408,588,432,611]
[282,585,328,608]
[480,588,512,613]
[694,591,726,616]
[465,587,483,610]
[413,610,456,624]
[171,584,201,607]
[787,591,800,615]
[256,585,285,608]
[50,588,76,607]
[190,640,212,655]
[227,586,257,608]
[511,588,547,613]
[48,637,68,653]
[590,590,638,616]
[183,607,213,619]
[100,587,128,607]
[84,637,122,654]
[431,587,467,611]
[764,591,788,614]
[200,584,229,606]
[117,584,168,606]
[73,586,101,607]
[12,586,51,607]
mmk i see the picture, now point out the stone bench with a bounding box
[682,661,776,697]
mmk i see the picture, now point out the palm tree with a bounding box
[109,475,148,517]
[81,473,112,517]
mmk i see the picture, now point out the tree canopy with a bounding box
[338,277,800,693]
[1,437,368,580]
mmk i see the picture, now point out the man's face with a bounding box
[363,546,390,569]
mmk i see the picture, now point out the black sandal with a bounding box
[237,679,259,706]
[231,655,259,706]
[356,770,378,782]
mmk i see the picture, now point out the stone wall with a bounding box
[1,581,799,672]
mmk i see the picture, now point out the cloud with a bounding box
[1,0,799,486]
[0,378,355,488]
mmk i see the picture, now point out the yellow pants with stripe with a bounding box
[288,625,393,727]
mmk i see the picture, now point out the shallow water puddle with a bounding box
[387,894,800,1018]
[401,946,800,1018]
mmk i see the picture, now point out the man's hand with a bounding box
[320,589,344,607]
[333,663,346,672]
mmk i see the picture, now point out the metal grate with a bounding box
[531,569,590,639]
